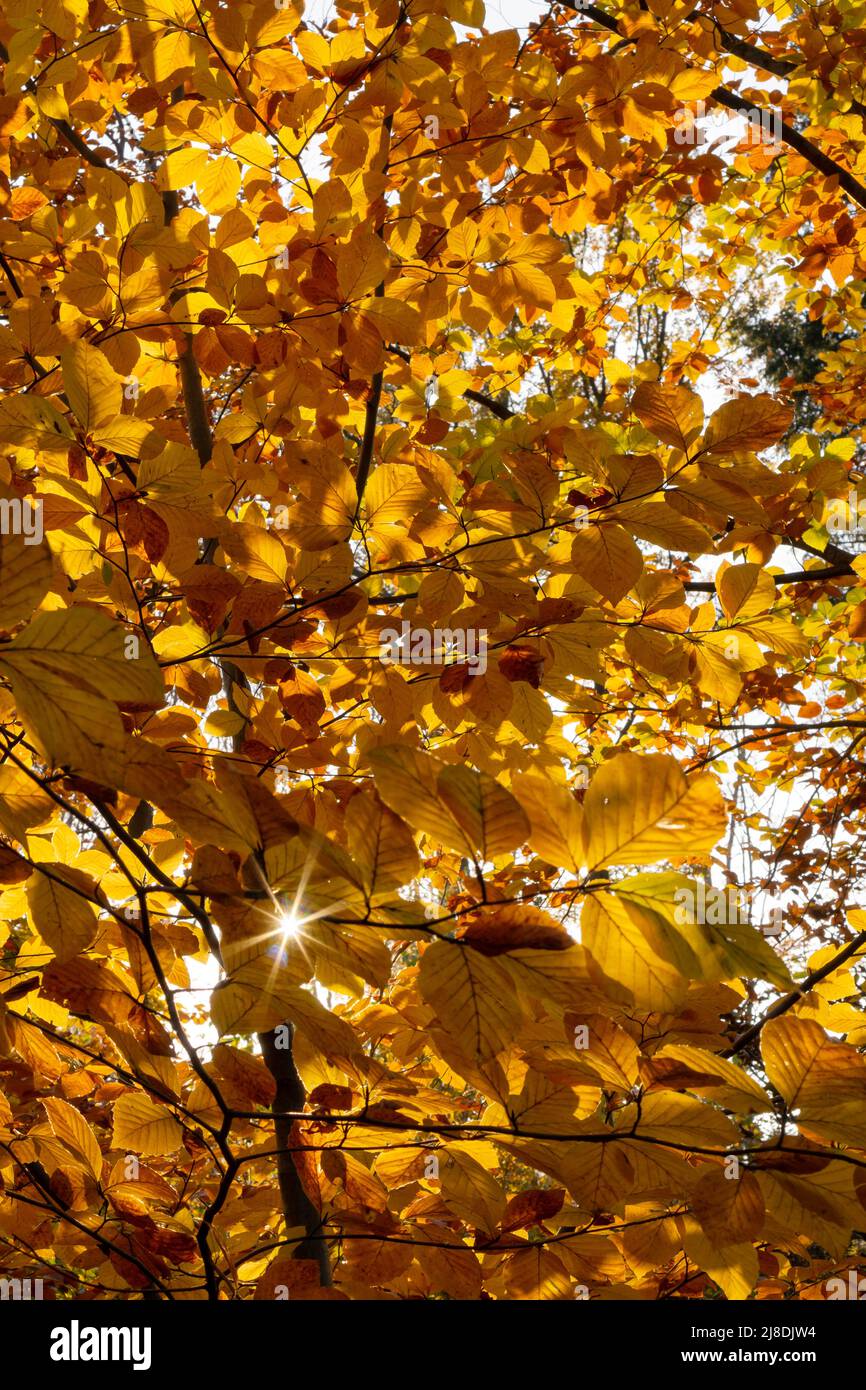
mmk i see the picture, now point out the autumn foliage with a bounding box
[2,0,866,1303]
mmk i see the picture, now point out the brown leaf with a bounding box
[501,1187,566,1233]
[0,842,32,883]
[498,645,545,686]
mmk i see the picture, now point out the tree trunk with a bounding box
[258,1024,331,1286]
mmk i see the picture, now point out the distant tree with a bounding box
[727,300,854,431]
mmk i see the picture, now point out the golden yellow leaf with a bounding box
[27,865,99,963]
[717,563,775,621]
[196,156,242,215]
[111,1092,182,1157]
[0,395,74,451]
[512,773,585,872]
[370,745,528,860]
[419,941,523,1062]
[682,1214,758,1301]
[363,465,429,531]
[762,1016,866,1146]
[583,753,726,869]
[570,524,643,604]
[691,1167,765,1245]
[211,960,361,1058]
[42,1095,103,1180]
[581,891,688,1012]
[344,788,419,898]
[0,608,164,767]
[61,341,123,432]
[439,1146,506,1234]
[0,763,52,840]
[652,1044,772,1112]
[702,394,792,456]
[0,529,52,630]
[632,381,704,450]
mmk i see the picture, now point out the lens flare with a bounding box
[277,907,303,940]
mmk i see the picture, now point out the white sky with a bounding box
[303,0,547,28]
[473,0,548,27]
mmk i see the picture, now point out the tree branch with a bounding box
[353,114,393,520]
[388,346,517,420]
[0,40,115,170]
[160,100,213,468]
[49,117,112,168]
[708,23,795,80]
[725,926,866,1058]
[684,561,856,591]
[464,387,515,419]
[711,86,866,210]
[698,11,866,116]
[568,5,866,211]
